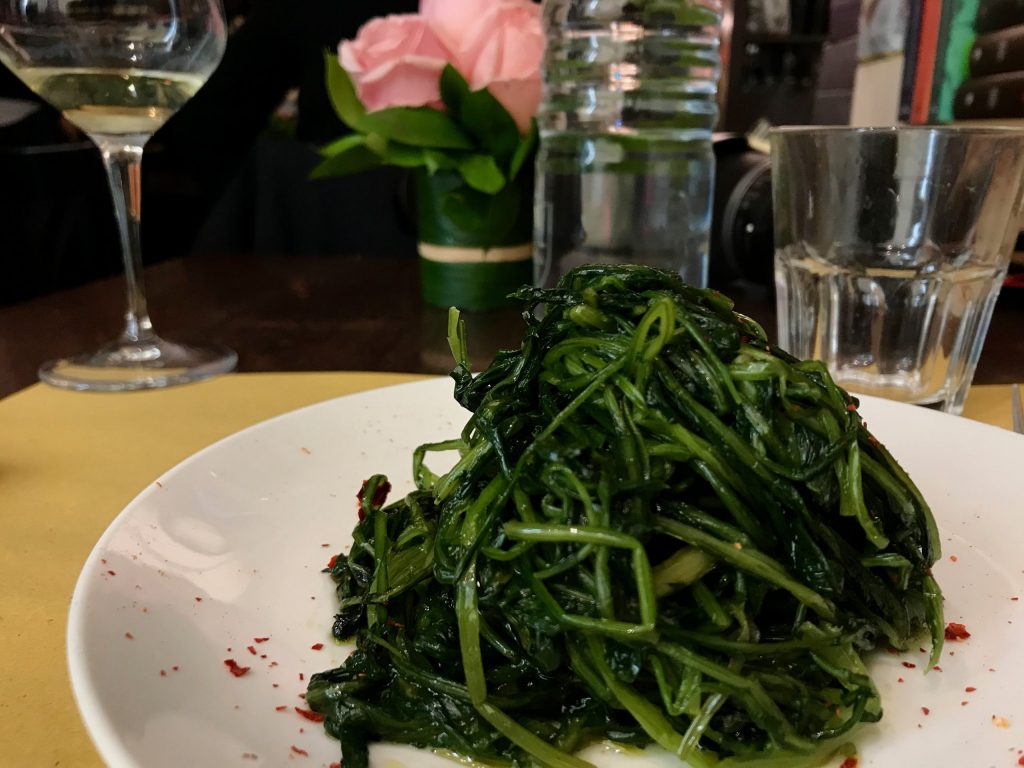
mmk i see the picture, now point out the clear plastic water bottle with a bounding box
[534,0,722,288]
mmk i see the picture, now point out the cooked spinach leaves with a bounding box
[308,266,943,768]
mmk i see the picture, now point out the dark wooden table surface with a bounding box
[1,253,1022,399]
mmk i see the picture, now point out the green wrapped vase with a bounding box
[416,167,533,311]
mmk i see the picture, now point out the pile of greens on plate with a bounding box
[307,265,943,768]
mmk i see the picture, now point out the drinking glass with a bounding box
[0,0,236,391]
[772,126,1024,415]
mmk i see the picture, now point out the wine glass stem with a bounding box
[100,142,154,344]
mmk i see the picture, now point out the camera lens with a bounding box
[710,136,775,288]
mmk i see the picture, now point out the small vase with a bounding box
[415,167,533,311]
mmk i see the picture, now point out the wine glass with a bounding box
[0,0,237,391]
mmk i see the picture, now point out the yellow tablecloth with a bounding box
[0,373,1016,767]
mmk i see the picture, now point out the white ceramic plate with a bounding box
[68,378,1024,768]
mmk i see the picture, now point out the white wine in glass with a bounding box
[0,0,237,391]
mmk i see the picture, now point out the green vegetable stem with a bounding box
[307,265,943,768]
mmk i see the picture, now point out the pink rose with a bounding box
[339,15,453,113]
[421,0,543,133]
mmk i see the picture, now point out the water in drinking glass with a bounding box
[776,243,1005,411]
[0,0,235,391]
[771,127,1024,415]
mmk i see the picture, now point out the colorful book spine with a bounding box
[968,23,1024,77]
[930,0,980,123]
[974,0,1024,34]
[899,0,925,122]
[910,0,944,124]
[953,71,1024,119]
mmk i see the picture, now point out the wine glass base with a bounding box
[39,335,238,392]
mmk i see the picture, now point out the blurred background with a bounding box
[0,0,1020,306]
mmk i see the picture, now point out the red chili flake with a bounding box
[172,666,179,671]
[272,683,279,688]
[845,404,857,412]
[160,670,166,677]
[326,554,339,570]
[290,746,308,757]
[269,661,279,668]
[949,555,958,562]
[298,693,306,699]
[311,643,324,651]
[101,559,107,564]
[1017,756,1024,766]
[329,763,341,768]
[247,645,257,655]
[224,659,250,677]
[356,478,392,520]
[932,665,942,672]
[227,647,232,652]
[839,758,858,768]
[254,637,270,643]
[897,677,904,683]
[195,597,203,602]
[921,707,930,715]
[298,672,304,681]
[260,654,267,659]
[885,646,900,655]
[918,647,927,653]
[275,705,288,712]
[965,686,976,692]
[386,618,404,629]
[124,632,134,640]
[107,570,117,576]
[155,481,163,489]
[295,706,325,723]
[299,728,304,734]
[300,447,311,455]
[867,434,881,448]
[902,661,916,669]
[945,622,971,641]
[960,700,969,706]
[1012,597,1020,601]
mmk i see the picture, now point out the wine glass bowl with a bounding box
[0,0,236,391]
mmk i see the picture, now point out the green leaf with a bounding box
[323,50,366,130]
[458,87,520,162]
[439,189,488,234]
[385,141,428,168]
[439,64,470,115]
[482,179,524,245]
[319,133,364,158]
[365,133,388,156]
[509,120,538,180]
[424,149,460,174]
[310,134,381,179]
[359,107,474,150]
[457,154,506,194]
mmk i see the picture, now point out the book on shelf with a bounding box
[969,23,1024,77]
[901,0,997,124]
[953,71,1024,119]
[929,0,981,122]
[910,0,944,124]
[899,0,924,122]
[974,0,1024,34]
